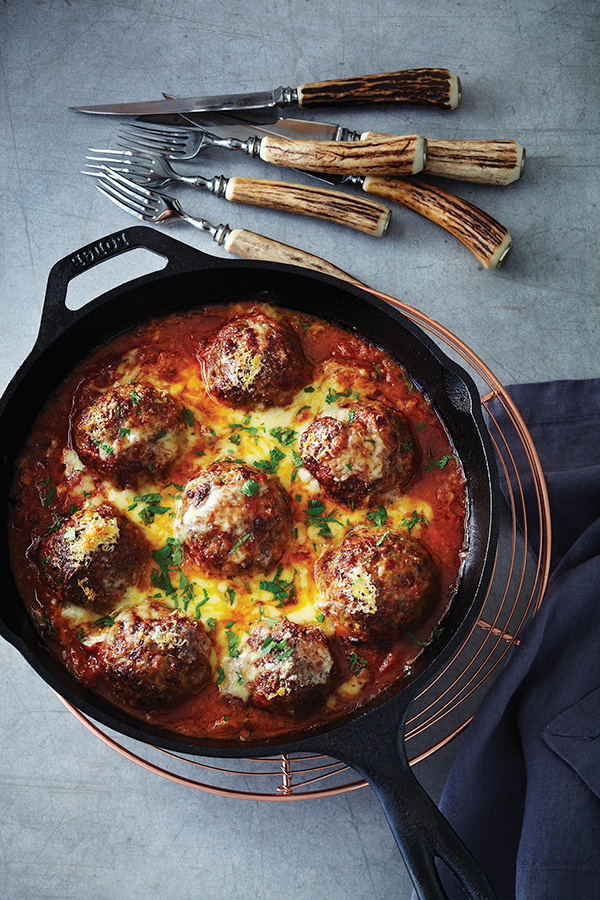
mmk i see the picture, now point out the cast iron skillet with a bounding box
[0,227,499,900]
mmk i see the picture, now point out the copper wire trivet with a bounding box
[55,291,551,799]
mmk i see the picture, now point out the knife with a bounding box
[148,110,525,185]
[151,117,511,268]
[69,68,461,115]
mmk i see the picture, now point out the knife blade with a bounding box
[69,68,461,115]
[166,111,525,185]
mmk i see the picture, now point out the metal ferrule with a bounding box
[204,175,229,198]
[274,85,298,107]
[337,128,362,142]
[212,223,231,246]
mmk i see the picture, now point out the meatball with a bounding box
[298,400,418,507]
[236,620,336,716]
[202,313,310,409]
[40,504,147,613]
[102,610,212,708]
[314,529,438,641]
[174,461,293,576]
[74,383,187,487]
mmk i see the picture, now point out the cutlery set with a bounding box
[73,67,525,277]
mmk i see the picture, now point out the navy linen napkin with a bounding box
[425,379,600,900]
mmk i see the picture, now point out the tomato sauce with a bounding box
[9,302,468,742]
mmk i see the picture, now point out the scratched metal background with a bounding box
[1,1,598,898]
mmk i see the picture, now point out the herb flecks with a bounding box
[426,454,454,470]
[400,510,429,533]
[134,493,171,526]
[304,499,343,538]
[254,446,285,474]
[260,564,296,606]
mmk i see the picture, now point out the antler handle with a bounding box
[259,133,426,177]
[362,132,526,184]
[297,68,461,110]
[362,176,512,268]
[223,228,368,287]
[224,177,390,235]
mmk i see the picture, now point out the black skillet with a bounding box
[0,227,500,900]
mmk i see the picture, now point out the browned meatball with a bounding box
[174,461,293,576]
[298,400,418,507]
[314,529,438,641]
[39,504,147,613]
[201,313,310,409]
[74,383,188,487]
[236,620,336,716]
[101,610,212,708]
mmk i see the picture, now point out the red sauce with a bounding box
[9,302,467,742]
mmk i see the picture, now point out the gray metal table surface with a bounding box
[1,1,598,899]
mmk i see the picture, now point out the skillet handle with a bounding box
[318,708,497,900]
[37,226,214,347]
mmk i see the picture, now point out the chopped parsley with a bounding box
[269,426,297,446]
[117,427,130,437]
[426,454,454,470]
[260,564,296,606]
[231,533,251,554]
[134,493,171,526]
[325,386,352,404]
[409,626,444,647]
[366,505,388,528]
[254,446,285,474]
[304,499,343,538]
[215,665,225,685]
[349,652,368,675]
[93,614,115,628]
[92,439,114,455]
[227,631,240,658]
[181,407,195,427]
[240,479,260,497]
[400,510,429,533]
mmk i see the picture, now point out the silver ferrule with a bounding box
[274,85,298,108]
[337,128,362,142]
[203,174,229,198]
[212,223,231,246]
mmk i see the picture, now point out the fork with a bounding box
[83,148,390,236]
[94,168,367,287]
[116,123,427,177]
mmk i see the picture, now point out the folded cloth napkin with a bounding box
[425,378,600,900]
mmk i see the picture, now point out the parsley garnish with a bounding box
[134,493,171,526]
[93,615,115,628]
[349,652,368,675]
[227,632,240,658]
[325,386,352,404]
[400,510,429,533]
[231,533,251,554]
[215,665,225,685]
[269,426,297,446]
[260,564,296,606]
[427,454,454,470]
[366,505,388,527]
[240,479,260,497]
[181,408,195,427]
[254,446,285,474]
[304,499,343,537]
[150,537,184,596]
[409,626,444,647]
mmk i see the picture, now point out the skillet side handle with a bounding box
[323,710,498,900]
[37,226,213,346]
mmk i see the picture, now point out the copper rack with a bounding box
[55,290,551,799]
